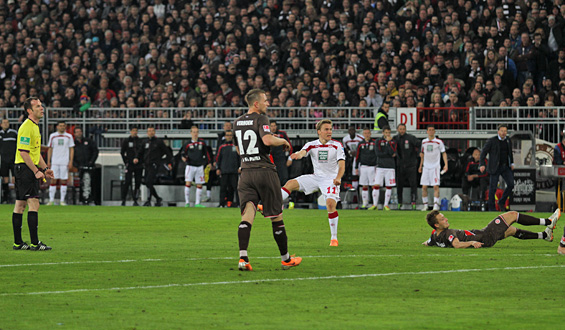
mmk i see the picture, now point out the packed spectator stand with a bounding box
[1,0,565,135]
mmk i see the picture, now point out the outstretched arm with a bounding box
[452,238,483,249]
[290,149,307,160]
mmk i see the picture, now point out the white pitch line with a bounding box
[0,253,558,268]
[2,264,565,296]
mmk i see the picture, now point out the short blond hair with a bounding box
[316,119,332,131]
[245,89,265,107]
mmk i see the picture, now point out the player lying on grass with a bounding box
[423,209,560,248]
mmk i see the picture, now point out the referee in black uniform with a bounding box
[0,118,17,203]
[12,97,54,251]
[140,126,172,207]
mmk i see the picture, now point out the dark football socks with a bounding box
[516,213,549,226]
[12,212,23,244]
[238,221,252,262]
[515,228,542,240]
[28,211,39,245]
[271,220,289,261]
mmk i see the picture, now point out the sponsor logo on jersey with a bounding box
[318,150,328,162]
[58,139,64,145]
[495,219,501,224]
[263,125,270,132]
[448,235,454,242]
[20,136,30,145]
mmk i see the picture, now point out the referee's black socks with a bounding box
[28,211,39,245]
[12,212,23,244]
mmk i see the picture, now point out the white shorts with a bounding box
[351,159,358,176]
[374,168,396,187]
[185,165,205,184]
[295,174,341,201]
[52,164,69,180]
[420,167,440,186]
[359,165,376,186]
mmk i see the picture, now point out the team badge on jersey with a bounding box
[495,219,501,224]
[263,125,270,132]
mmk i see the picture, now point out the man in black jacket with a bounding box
[0,118,17,203]
[120,126,143,206]
[140,126,173,207]
[480,124,514,212]
[393,123,421,210]
[73,127,99,205]
[216,130,240,207]
[370,126,397,211]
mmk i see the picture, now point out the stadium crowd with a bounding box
[0,0,565,127]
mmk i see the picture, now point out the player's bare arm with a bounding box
[452,238,484,249]
[69,147,74,169]
[418,152,424,173]
[442,151,448,173]
[334,159,345,186]
[262,134,290,151]
[47,147,52,168]
[290,150,307,160]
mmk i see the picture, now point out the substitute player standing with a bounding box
[355,127,377,209]
[281,119,346,246]
[342,125,363,190]
[419,125,447,211]
[11,97,54,250]
[181,126,211,207]
[47,121,74,206]
[370,126,397,211]
[234,89,301,271]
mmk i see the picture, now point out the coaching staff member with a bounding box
[0,118,17,203]
[393,123,421,210]
[234,89,301,271]
[140,126,172,207]
[120,126,143,206]
[12,97,54,251]
[480,124,514,212]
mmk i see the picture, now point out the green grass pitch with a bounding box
[1,205,564,329]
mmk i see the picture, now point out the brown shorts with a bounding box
[477,216,510,247]
[238,168,283,218]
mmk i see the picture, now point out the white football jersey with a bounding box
[48,131,75,165]
[342,133,364,153]
[421,137,445,169]
[302,139,346,178]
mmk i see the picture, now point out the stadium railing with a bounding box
[1,106,563,151]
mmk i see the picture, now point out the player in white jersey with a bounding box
[47,121,75,205]
[281,119,346,246]
[419,125,447,211]
[342,125,364,189]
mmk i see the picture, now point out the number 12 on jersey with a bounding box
[235,130,259,156]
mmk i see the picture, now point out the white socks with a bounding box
[185,185,190,204]
[49,185,56,202]
[196,187,202,205]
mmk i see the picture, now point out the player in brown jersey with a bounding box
[423,209,560,248]
[233,89,302,270]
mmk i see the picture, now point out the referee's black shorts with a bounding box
[14,163,40,200]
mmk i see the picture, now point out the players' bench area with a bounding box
[2,106,563,209]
